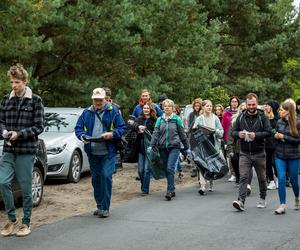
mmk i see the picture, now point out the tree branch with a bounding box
[38,52,71,80]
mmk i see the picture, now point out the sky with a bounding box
[294,0,300,7]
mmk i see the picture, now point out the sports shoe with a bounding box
[0,220,18,236]
[228,175,236,182]
[257,198,266,208]
[15,224,31,237]
[93,209,103,216]
[267,181,276,190]
[198,188,206,196]
[247,184,251,196]
[233,200,245,211]
[295,197,300,210]
[165,192,175,201]
[141,191,149,196]
[99,210,110,218]
[275,205,286,215]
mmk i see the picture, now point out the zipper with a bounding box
[165,120,169,148]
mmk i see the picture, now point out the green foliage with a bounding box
[0,0,299,111]
[201,86,229,108]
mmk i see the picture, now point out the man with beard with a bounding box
[232,93,272,211]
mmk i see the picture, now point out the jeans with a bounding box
[0,152,35,225]
[88,154,115,210]
[275,157,300,204]
[159,148,180,193]
[138,153,150,193]
[175,158,182,172]
[238,151,267,203]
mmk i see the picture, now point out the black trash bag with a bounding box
[144,130,165,180]
[190,128,228,180]
[123,127,139,163]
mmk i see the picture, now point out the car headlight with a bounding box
[46,144,67,155]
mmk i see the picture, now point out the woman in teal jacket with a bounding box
[148,99,189,201]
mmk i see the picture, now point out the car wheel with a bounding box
[32,167,44,207]
[67,150,82,183]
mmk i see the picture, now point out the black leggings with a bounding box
[266,148,277,181]
[231,153,240,183]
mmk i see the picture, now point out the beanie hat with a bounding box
[158,93,168,103]
[266,100,279,112]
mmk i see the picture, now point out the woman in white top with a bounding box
[193,99,224,194]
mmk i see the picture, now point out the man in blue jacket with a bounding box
[132,89,163,118]
[75,88,126,218]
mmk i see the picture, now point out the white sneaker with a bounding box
[267,181,276,190]
[257,198,267,208]
[228,175,236,182]
[247,184,251,196]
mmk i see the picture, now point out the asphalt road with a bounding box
[1,178,300,250]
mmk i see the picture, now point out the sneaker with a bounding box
[247,184,251,196]
[165,192,175,201]
[15,224,31,237]
[93,209,103,216]
[275,205,286,215]
[228,175,236,182]
[295,197,300,210]
[198,188,206,196]
[141,191,149,196]
[267,181,276,190]
[99,210,110,218]
[233,200,245,211]
[0,220,18,236]
[257,198,266,208]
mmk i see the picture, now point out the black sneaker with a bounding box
[165,192,175,201]
[233,200,245,211]
[93,209,103,216]
[198,189,206,196]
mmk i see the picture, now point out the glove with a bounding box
[146,146,152,155]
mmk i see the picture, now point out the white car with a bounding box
[40,108,89,183]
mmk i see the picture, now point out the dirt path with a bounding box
[0,163,198,229]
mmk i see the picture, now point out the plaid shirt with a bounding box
[0,87,44,154]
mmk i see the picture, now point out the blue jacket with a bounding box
[75,102,126,157]
[132,102,163,118]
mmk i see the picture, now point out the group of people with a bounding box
[0,64,299,238]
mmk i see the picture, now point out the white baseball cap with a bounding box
[91,88,106,99]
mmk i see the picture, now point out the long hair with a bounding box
[174,104,181,116]
[192,98,202,112]
[141,103,157,120]
[281,100,298,137]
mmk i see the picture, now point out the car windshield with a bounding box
[44,112,78,133]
